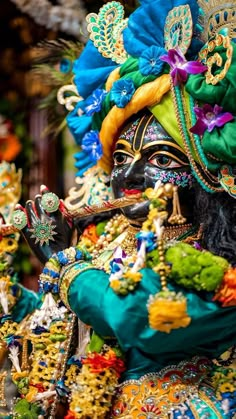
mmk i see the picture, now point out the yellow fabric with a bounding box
[105,67,121,91]
[98,74,171,173]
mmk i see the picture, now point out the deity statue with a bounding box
[0,162,40,417]
[8,0,236,418]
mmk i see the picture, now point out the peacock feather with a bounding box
[31,39,84,136]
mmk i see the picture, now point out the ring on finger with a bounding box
[41,192,60,213]
[11,210,28,230]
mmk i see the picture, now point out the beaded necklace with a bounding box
[170,81,224,194]
[88,212,194,272]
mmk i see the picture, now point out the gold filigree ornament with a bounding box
[164,5,193,55]
[57,83,83,112]
[199,33,233,85]
[198,0,236,43]
[86,1,128,64]
[0,371,7,407]
[64,165,112,212]
[0,162,22,223]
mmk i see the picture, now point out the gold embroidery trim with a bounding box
[59,261,94,310]
[198,390,224,419]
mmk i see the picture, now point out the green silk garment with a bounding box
[11,284,41,323]
[68,266,236,381]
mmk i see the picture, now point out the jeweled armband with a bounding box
[39,246,91,294]
[59,261,95,310]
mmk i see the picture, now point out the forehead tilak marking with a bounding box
[142,140,188,157]
[116,114,187,158]
[132,113,154,152]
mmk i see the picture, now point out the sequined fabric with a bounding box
[111,357,228,418]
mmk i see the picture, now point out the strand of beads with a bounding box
[188,95,221,173]
[108,185,171,296]
[171,83,223,193]
[138,184,192,333]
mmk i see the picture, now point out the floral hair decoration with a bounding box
[57,0,236,197]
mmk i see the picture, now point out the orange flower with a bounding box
[0,134,21,161]
[83,350,126,377]
[82,224,99,244]
[65,411,77,419]
[25,386,38,402]
[214,267,236,307]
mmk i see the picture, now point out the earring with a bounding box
[21,337,29,371]
[168,186,186,225]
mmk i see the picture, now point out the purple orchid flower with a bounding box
[160,48,207,86]
[190,104,234,136]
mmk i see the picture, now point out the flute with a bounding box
[65,192,145,219]
[64,182,174,220]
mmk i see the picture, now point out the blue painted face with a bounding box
[111,111,194,224]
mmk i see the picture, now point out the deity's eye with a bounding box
[149,153,182,169]
[113,152,133,166]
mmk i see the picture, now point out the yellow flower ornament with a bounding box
[148,290,191,333]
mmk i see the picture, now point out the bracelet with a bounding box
[39,246,91,294]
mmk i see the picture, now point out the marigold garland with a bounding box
[209,365,236,399]
[82,349,126,377]
[69,361,123,418]
[148,290,191,333]
[214,267,236,307]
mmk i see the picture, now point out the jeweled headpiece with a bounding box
[58,0,236,198]
[198,0,236,42]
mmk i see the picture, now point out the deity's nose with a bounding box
[123,158,145,188]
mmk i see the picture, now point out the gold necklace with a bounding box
[91,214,130,271]
[164,223,193,241]
[120,225,139,256]
[91,213,193,272]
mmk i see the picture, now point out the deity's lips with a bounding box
[121,189,143,198]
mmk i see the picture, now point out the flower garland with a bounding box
[11,246,88,417]
[213,268,236,307]
[143,185,233,332]
[11,241,126,418]
[66,347,126,419]
[10,0,87,40]
[11,185,235,416]
[99,183,234,334]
